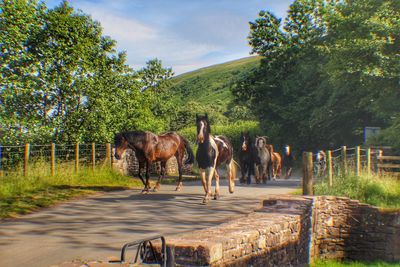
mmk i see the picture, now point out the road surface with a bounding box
[0,178,300,267]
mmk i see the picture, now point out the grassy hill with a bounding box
[169,56,261,111]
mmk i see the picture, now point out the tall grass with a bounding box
[0,160,142,218]
[314,172,400,208]
[312,259,400,267]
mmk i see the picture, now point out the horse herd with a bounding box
[114,114,295,204]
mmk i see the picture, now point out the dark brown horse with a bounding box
[114,131,194,192]
[238,132,260,184]
[196,114,236,204]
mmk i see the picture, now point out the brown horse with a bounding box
[196,114,236,204]
[267,144,282,180]
[114,131,194,192]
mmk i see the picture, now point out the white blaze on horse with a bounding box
[255,136,272,183]
[196,114,236,204]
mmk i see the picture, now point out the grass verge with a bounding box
[312,259,400,267]
[313,172,400,208]
[0,164,142,219]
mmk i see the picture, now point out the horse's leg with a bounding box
[261,163,267,184]
[214,169,220,200]
[227,161,235,193]
[142,159,151,193]
[175,151,184,191]
[199,168,207,193]
[240,162,246,184]
[203,167,214,204]
[138,160,146,186]
[254,164,260,184]
[246,163,252,185]
[153,161,165,192]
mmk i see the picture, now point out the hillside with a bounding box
[168,56,261,111]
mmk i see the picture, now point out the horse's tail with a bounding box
[181,136,195,165]
[228,159,237,193]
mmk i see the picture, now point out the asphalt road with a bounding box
[0,177,300,267]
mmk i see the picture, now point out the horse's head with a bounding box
[285,145,291,155]
[240,132,251,151]
[196,114,210,144]
[256,136,267,149]
[114,133,128,160]
[317,150,326,161]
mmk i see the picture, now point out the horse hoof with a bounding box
[175,186,182,191]
[202,198,209,204]
[153,187,158,192]
[141,189,149,194]
[214,194,220,200]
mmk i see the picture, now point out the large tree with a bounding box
[234,0,399,151]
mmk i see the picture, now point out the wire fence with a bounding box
[0,143,112,177]
[309,146,396,185]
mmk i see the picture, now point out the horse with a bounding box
[114,131,194,193]
[283,145,295,179]
[196,114,236,204]
[238,132,260,184]
[255,136,272,183]
[267,144,282,180]
[316,150,326,177]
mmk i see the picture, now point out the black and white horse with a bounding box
[195,114,236,204]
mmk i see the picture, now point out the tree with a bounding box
[234,0,399,151]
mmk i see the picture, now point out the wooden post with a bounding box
[75,143,79,173]
[341,146,347,175]
[367,148,371,175]
[24,143,30,177]
[51,143,55,176]
[355,146,360,176]
[302,152,313,195]
[91,143,96,170]
[327,150,333,187]
[105,143,111,167]
[0,145,3,177]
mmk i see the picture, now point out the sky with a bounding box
[46,0,294,75]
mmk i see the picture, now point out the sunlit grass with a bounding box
[312,259,400,267]
[0,161,142,219]
[313,172,400,209]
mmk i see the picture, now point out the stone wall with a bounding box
[163,195,399,266]
[58,195,399,267]
[312,196,400,263]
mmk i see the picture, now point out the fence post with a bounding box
[105,143,111,167]
[341,146,347,175]
[92,143,96,170]
[75,143,79,173]
[0,145,2,177]
[355,146,360,176]
[51,143,55,176]
[367,148,371,175]
[327,150,333,187]
[302,152,313,195]
[24,143,30,177]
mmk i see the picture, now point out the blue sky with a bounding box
[45,0,294,74]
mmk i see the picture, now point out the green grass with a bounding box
[0,162,142,219]
[312,259,400,267]
[169,56,261,113]
[313,172,400,209]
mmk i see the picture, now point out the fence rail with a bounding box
[302,145,398,195]
[0,143,112,177]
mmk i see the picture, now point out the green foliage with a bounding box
[236,0,400,151]
[167,57,261,130]
[0,1,173,145]
[314,173,400,209]
[312,259,400,267]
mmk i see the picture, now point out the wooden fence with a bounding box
[302,146,398,195]
[0,143,112,177]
